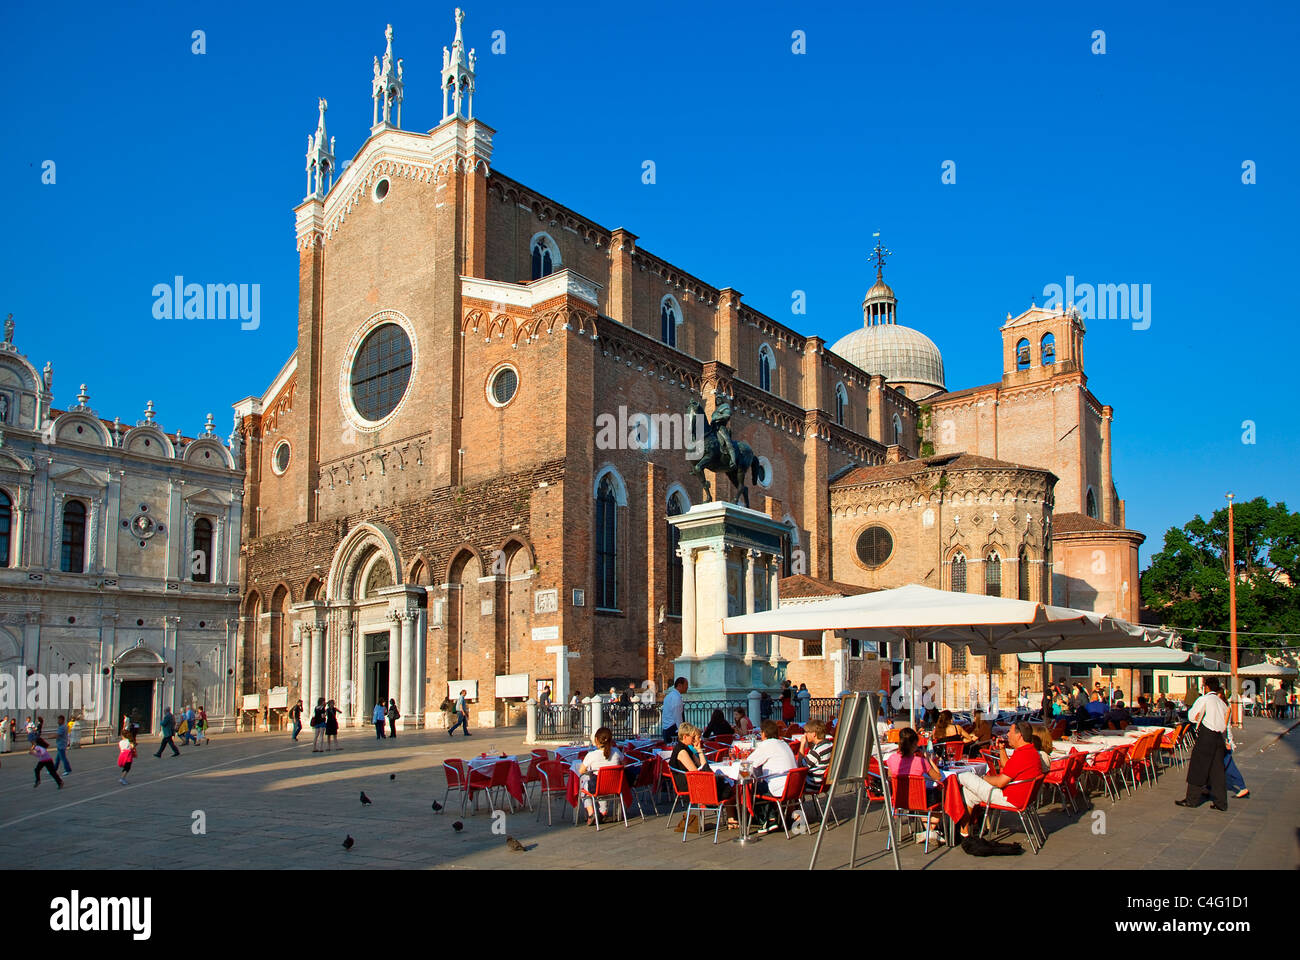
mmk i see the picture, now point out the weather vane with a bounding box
[870,231,892,280]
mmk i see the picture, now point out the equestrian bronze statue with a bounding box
[686,398,760,507]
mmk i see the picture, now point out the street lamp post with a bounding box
[1226,492,1239,726]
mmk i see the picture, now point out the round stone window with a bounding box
[487,366,519,407]
[272,441,291,475]
[373,177,390,202]
[855,525,894,568]
[350,323,413,422]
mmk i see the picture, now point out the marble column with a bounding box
[311,622,325,709]
[679,545,696,657]
[338,618,353,722]
[299,623,312,709]
[400,611,417,727]
[713,546,728,656]
[388,612,402,713]
[743,549,758,660]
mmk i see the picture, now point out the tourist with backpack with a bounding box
[310,698,327,752]
[386,698,399,739]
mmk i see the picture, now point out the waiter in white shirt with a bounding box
[1175,676,1230,811]
[661,677,688,742]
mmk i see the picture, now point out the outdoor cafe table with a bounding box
[466,755,527,808]
[934,762,988,847]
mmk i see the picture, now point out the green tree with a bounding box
[1141,498,1300,655]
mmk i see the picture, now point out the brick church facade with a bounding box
[234,12,1144,726]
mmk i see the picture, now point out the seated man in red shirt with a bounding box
[953,720,1041,836]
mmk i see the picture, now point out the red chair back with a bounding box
[684,769,723,805]
[891,773,936,812]
[712,734,735,744]
[488,760,513,788]
[536,760,570,793]
[942,740,966,762]
[776,766,809,802]
[443,759,467,788]
[586,765,625,797]
[632,756,660,789]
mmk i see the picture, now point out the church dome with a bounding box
[831,322,946,395]
[836,236,946,396]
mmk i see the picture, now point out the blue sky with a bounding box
[2,0,1297,566]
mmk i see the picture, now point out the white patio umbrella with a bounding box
[724,584,1165,726]
[1015,646,1229,707]
[1236,662,1299,679]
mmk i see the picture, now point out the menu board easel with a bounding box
[808,691,901,871]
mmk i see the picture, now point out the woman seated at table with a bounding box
[669,723,738,826]
[885,728,944,842]
[929,710,972,754]
[1029,724,1055,772]
[732,708,754,738]
[961,710,995,759]
[703,708,734,739]
[577,726,625,825]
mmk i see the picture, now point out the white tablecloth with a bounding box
[555,745,595,763]
[468,754,519,772]
[1124,726,1170,737]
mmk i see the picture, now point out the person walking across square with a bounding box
[53,715,72,776]
[117,733,137,785]
[449,690,470,737]
[154,707,181,758]
[290,699,303,742]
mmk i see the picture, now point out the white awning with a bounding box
[1015,647,1227,669]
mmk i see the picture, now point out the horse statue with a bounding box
[686,398,760,507]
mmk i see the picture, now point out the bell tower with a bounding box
[371,24,404,130]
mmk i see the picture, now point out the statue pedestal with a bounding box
[670,502,789,701]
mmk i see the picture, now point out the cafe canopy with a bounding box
[724,584,1168,723]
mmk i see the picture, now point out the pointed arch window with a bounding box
[758,346,773,392]
[1086,487,1099,519]
[60,500,87,573]
[192,518,213,583]
[660,299,678,348]
[985,550,1002,597]
[834,383,847,426]
[530,234,560,280]
[892,413,903,446]
[667,492,685,616]
[0,489,10,567]
[1016,337,1031,370]
[1041,333,1056,365]
[1018,545,1030,600]
[595,475,619,610]
[951,551,967,593]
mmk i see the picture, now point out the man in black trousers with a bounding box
[1175,677,1229,811]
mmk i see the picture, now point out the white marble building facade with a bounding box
[0,324,242,741]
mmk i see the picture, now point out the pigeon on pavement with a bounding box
[342,835,354,850]
[432,801,443,812]
[506,836,526,852]
[360,791,372,805]
[452,821,464,832]
[390,774,396,780]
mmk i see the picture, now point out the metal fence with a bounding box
[807,698,840,723]
[683,699,748,730]
[537,704,585,741]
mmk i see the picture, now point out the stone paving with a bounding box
[0,717,1295,870]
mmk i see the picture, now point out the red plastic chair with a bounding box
[628,757,661,820]
[468,759,516,815]
[803,768,841,829]
[751,767,809,839]
[578,765,630,830]
[1127,734,1159,788]
[976,775,1046,853]
[941,740,967,763]
[889,773,943,852]
[711,734,736,745]
[441,759,470,815]
[520,756,544,809]
[534,759,571,826]
[1043,752,1085,813]
[1084,748,1126,800]
[681,769,730,844]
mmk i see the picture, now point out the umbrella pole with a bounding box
[907,632,916,729]
[1041,648,1049,721]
